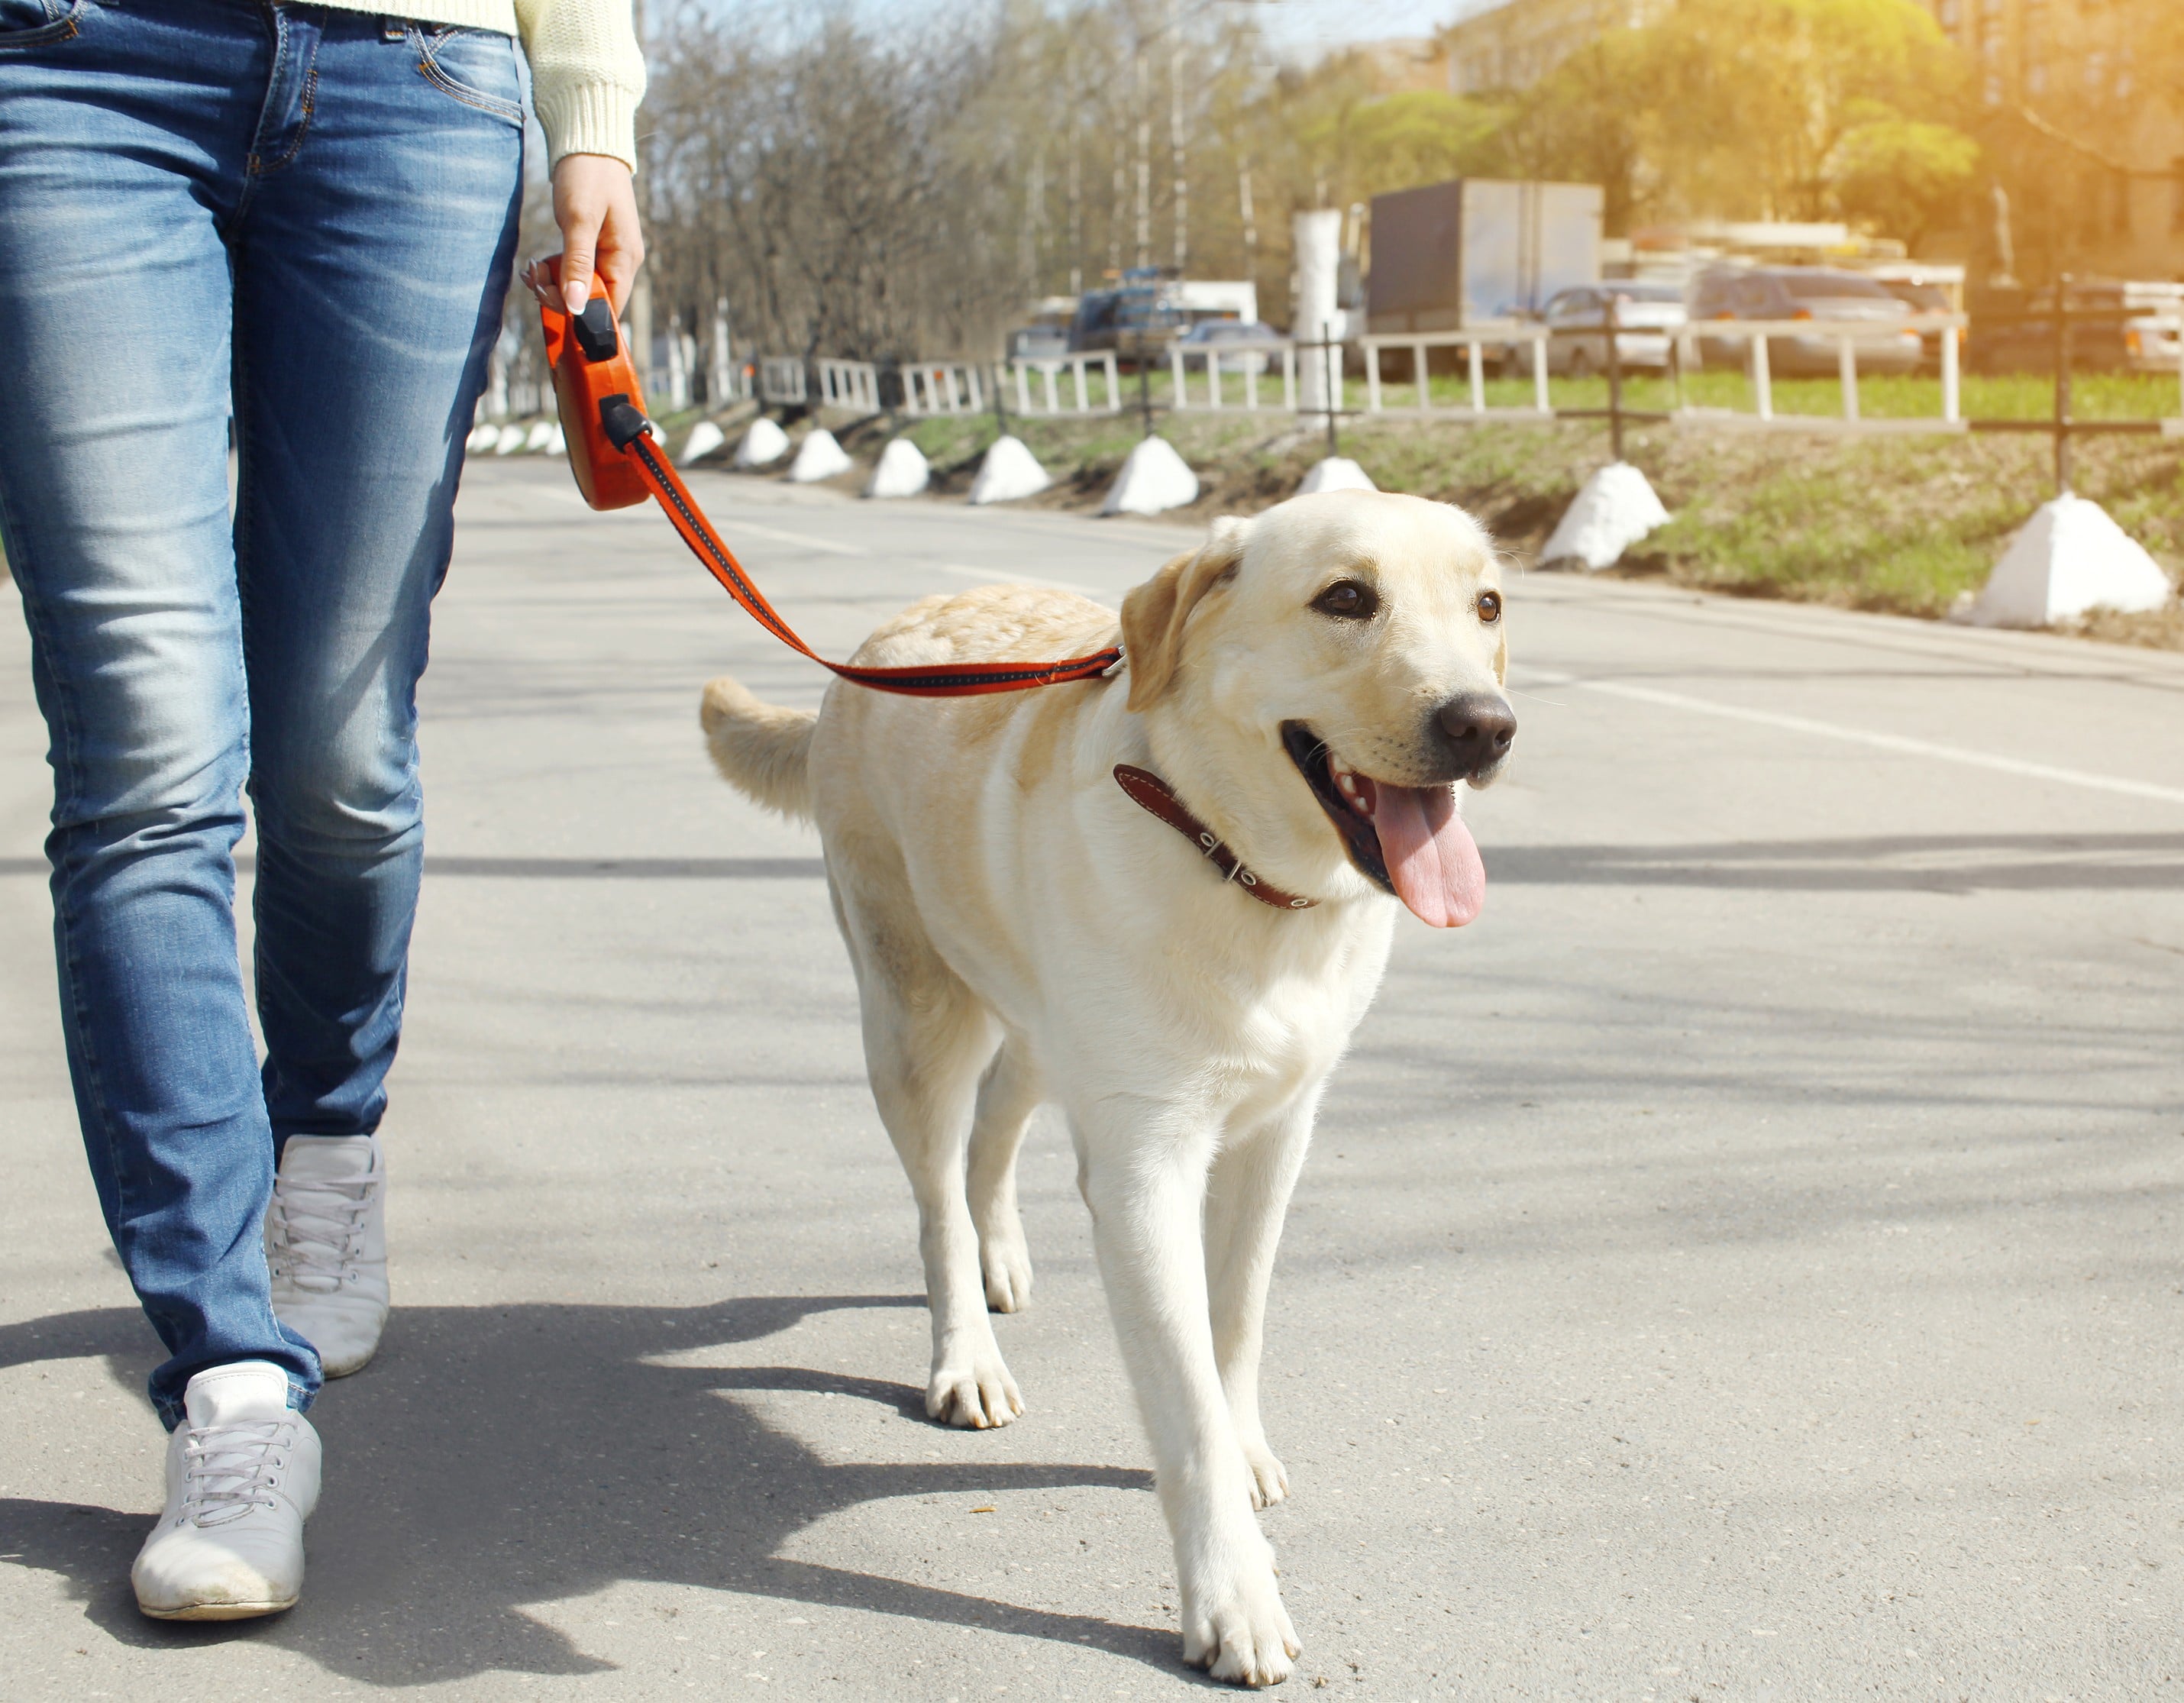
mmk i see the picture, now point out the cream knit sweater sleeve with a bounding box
[317,0,647,170]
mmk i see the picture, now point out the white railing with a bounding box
[1006,352,1124,415]
[758,356,807,406]
[2139,314,2184,422]
[1360,314,1976,431]
[817,358,880,412]
[1362,323,1552,417]
[901,361,986,416]
[1678,314,1967,425]
[1167,344,1299,412]
[709,361,753,404]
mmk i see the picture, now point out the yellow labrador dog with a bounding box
[699,490,1513,1685]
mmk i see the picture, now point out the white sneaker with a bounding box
[267,1133,389,1378]
[132,1360,321,1621]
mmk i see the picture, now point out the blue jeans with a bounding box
[0,0,522,1427]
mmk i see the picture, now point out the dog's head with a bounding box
[1119,490,1511,926]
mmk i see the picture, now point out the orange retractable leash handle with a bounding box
[540,270,1123,698]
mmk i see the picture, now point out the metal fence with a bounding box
[758,356,808,407]
[1165,344,1299,413]
[1359,315,1972,429]
[480,289,2184,486]
[1004,352,1125,416]
[816,358,880,412]
[900,361,986,416]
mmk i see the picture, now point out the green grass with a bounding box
[902,363,2183,432]
[877,399,2183,633]
[1365,368,2183,422]
[638,367,2177,642]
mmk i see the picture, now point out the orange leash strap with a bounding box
[625,428,1124,697]
[541,276,1122,700]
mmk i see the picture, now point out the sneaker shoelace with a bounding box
[269,1168,380,1294]
[179,1419,295,1527]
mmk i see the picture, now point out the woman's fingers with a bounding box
[519,257,561,309]
[550,153,644,315]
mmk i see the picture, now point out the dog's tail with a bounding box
[699,675,816,822]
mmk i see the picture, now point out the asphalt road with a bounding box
[4,457,2182,1701]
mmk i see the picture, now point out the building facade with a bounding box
[1914,0,2181,280]
[1432,0,2179,280]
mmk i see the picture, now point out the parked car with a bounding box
[2124,281,2184,376]
[1005,324,1071,363]
[2125,309,2183,376]
[1966,278,2138,373]
[1538,281,1686,376]
[1476,301,1546,377]
[1876,277,1955,371]
[1174,318,1287,375]
[1070,267,1187,362]
[1688,267,1923,376]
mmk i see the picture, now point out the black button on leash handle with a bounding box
[573,296,620,364]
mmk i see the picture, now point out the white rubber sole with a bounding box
[138,1593,299,1621]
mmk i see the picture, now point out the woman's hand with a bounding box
[521,153,645,315]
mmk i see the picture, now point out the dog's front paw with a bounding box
[1239,1436,1289,1511]
[926,1356,1023,1430]
[1181,1561,1298,1688]
[978,1221,1033,1314]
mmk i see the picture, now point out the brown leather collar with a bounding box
[1113,765,1317,910]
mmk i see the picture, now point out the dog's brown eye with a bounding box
[1478,590,1503,623]
[1313,580,1378,620]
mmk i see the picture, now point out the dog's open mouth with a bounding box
[1282,722,1485,929]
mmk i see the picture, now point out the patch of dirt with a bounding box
[2066,600,2184,651]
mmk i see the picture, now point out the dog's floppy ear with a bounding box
[1119,520,1248,711]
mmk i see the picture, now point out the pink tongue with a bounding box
[1370,783,1485,927]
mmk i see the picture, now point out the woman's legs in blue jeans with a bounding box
[0,0,520,1428]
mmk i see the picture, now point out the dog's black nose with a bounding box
[1435,693,1517,774]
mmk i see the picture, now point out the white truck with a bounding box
[1364,179,1604,334]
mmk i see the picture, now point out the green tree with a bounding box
[1488,29,1653,234]
[1640,0,1972,224]
[1829,111,1980,250]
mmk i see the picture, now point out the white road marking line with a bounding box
[1522,669,2184,807]
[937,563,1106,597]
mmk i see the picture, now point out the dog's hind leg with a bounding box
[1204,1100,1317,1511]
[967,1036,1042,1314]
[841,897,1022,1430]
[1071,1098,1297,1686]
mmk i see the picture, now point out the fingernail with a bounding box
[564,281,586,315]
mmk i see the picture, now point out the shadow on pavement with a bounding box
[1488,832,2184,891]
[0,1297,1174,1686]
[11,834,2179,891]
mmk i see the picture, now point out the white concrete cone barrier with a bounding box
[1539,461,1669,570]
[523,419,556,452]
[1100,435,1198,517]
[678,419,726,466]
[465,422,499,453]
[968,435,1050,505]
[864,437,930,498]
[786,428,852,483]
[1298,457,1376,495]
[544,422,566,457]
[1961,493,2174,627]
[493,422,528,455]
[732,417,790,469]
